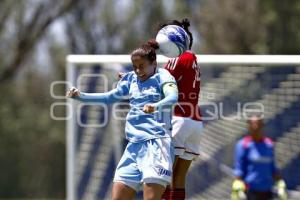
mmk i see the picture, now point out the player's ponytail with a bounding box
[181,18,190,29]
[147,39,159,50]
[131,39,158,63]
[181,18,193,49]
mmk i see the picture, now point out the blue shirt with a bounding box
[74,68,177,143]
[234,136,278,191]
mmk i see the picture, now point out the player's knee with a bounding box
[143,193,155,200]
[112,194,134,200]
[143,183,165,200]
[111,188,134,200]
[111,191,124,200]
[111,194,123,200]
[143,193,162,200]
[172,176,186,188]
[173,167,189,181]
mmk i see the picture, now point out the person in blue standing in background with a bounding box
[67,40,178,200]
[231,115,287,200]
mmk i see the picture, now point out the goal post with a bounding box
[66,55,300,200]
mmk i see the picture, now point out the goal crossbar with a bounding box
[67,54,300,65]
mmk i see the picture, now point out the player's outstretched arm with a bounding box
[66,86,126,104]
[143,82,178,113]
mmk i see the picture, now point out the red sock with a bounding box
[161,187,171,200]
[170,188,185,200]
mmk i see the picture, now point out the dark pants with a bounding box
[246,190,273,200]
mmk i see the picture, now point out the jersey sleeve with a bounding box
[164,57,182,80]
[234,140,247,178]
[270,145,279,175]
[159,68,177,86]
[152,84,178,109]
[74,73,130,104]
[115,72,130,96]
[150,69,178,109]
[164,52,197,80]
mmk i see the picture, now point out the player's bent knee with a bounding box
[143,183,166,200]
[112,182,136,200]
[112,191,135,200]
[172,175,186,188]
[173,169,189,183]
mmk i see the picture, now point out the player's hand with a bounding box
[118,72,126,80]
[66,87,80,98]
[276,179,288,200]
[231,179,246,200]
[143,104,155,113]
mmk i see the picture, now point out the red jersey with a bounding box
[164,51,202,121]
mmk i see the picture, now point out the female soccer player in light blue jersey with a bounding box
[67,40,178,200]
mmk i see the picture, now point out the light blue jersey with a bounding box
[75,68,177,143]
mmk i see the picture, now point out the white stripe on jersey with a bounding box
[166,58,179,71]
[171,58,179,70]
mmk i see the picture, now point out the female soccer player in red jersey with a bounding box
[160,18,203,200]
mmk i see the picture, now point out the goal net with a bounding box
[66,55,300,200]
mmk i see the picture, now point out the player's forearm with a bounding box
[74,92,109,103]
[73,89,122,104]
[233,143,246,178]
[152,90,178,108]
[152,82,178,108]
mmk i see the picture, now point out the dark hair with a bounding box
[131,39,159,63]
[158,18,193,49]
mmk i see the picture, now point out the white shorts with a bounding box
[172,116,203,160]
[113,137,174,191]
